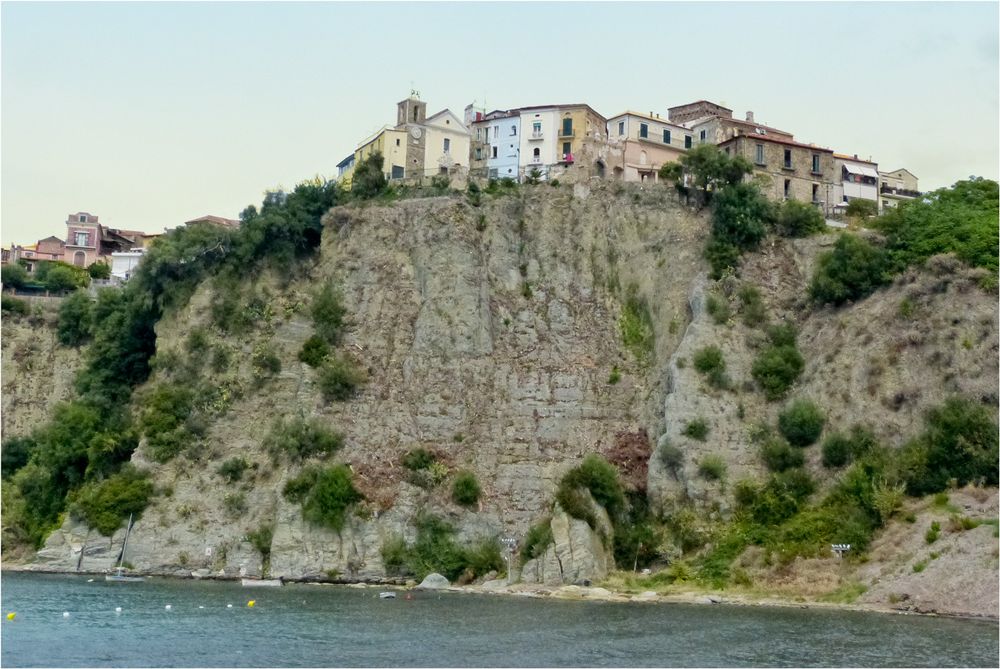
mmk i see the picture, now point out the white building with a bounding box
[832,154,880,213]
[111,248,145,280]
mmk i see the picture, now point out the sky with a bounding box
[2,1,998,244]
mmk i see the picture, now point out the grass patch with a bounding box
[620,284,654,364]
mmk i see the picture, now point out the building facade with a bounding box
[476,110,521,180]
[63,212,102,267]
[831,154,880,212]
[879,168,920,211]
[719,134,836,212]
[606,111,689,182]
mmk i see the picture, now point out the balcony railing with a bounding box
[880,184,921,198]
[530,156,542,164]
[529,131,543,140]
[558,129,575,138]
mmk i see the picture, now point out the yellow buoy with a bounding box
[247,600,255,608]
[6,613,15,621]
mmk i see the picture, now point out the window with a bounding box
[784,179,791,198]
[639,123,648,138]
[395,138,400,146]
[476,128,481,140]
[812,154,820,173]
[562,118,573,136]
[755,144,764,164]
[533,121,542,134]
[475,148,482,160]
[663,129,671,144]
[533,148,540,158]
[511,125,517,136]
[492,146,498,159]
[489,168,499,179]
[812,184,819,202]
[75,231,88,246]
[562,142,571,156]
[485,128,490,141]
[413,107,419,122]
[443,138,450,152]
[618,121,625,136]
[700,129,706,142]
[684,135,692,149]
[784,149,792,169]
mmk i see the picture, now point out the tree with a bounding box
[775,199,825,237]
[711,182,773,251]
[45,265,82,293]
[2,263,28,289]
[845,198,878,219]
[57,290,94,346]
[666,144,754,206]
[351,152,387,200]
[810,234,889,305]
[87,262,111,280]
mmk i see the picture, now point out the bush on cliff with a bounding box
[777,399,825,447]
[264,416,344,462]
[810,234,889,306]
[317,354,366,402]
[57,290,94,347]
[451,471,482,508]
[71,465,153,536]
[382,513,504,581]
[557,454,625,527]
[284,464,363,533]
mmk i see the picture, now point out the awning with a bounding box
[843,163,879,179]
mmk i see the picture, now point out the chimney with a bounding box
[746,111,754,123]
[854,154,858,159]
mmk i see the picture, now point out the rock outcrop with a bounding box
[519,498,614,586]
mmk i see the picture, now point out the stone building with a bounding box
[666,100,735,125]
[719,134,836,213]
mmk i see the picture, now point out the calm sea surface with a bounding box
[1,572,996,667]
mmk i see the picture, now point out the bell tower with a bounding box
[397,95,427,127]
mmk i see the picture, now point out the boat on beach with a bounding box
[106,514,144,583]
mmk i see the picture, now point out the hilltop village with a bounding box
[3,95,921,285]
[336,95,921,215]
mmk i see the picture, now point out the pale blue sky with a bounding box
[2,1,997,243]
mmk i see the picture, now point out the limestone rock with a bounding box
[416,573,450,590]
[519,496,614,586]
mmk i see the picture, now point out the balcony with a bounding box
[530,156,542,164]
[529,131,544,140]
[558,129,575,138]
[881,184,921,198]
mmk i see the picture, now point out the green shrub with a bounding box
[521,519,554,561]
[401,448,436,471]
[317,354,366,402]
[775,199,825,237]
[821,433,852,468]
[351,152,387,200]
[705,294,730,324]
[44,264,88,293]
[451,471,481,508]
[2,294,29,316]
[137,384,198,463]
[298,335,329,367]
[217,457,250,483]
[778,399,825,447]
[693,345,729,389]
[263,416,343,461]
[223,492,247,516]
[380,534,409,574]
[247,524,273,566]
[312,282,346,345]
[658,438,684,475]
[925,520,941,544]
[286,464,363,532]
[738,284,767,327]
[810,234,889,306]
[766,323,798,348]
[57,290,94,346]
[87,262,111,280]
[704,239,742,280]
[607,365,621,384]
[761,438,804,472]
[900,396,999,495]
[2,263,28,288]
[557,454,624,525]
[698,455,726,481]
[876,178,998,274]
[402,514,504,581]
[251,343,281,379]
[751,345,804,400]
[845,198,878,219]
[711,182,772,251]
[620,284,654,363]
[1,435,35,478]
[71,465,153,536]
[683,418,709,442]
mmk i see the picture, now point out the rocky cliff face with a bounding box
[10,182,998,608]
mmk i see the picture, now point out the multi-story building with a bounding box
[465,104,489,177]
[353,126,410,181]
[831,154,879,212]
[718,133,836,213]
[606,111,690,182]
[879,168,920,211]
[513,103,607,180]
[63,212,103,267]
[667,100,795,151]
[477,110,521,180]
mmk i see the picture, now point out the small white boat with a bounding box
[241,578,283,587]
[379,591,397,599]
[106,514,144,583]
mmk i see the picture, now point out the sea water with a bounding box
[1,572,996,667]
